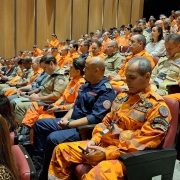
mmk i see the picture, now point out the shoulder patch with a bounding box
[79,78,86,84]
[151,92,164,101]
[159,106,169,117]
[104,82,112,89]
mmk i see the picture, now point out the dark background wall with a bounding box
[143,0,180,20]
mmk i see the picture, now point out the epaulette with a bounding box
[79,78,85,84]
[104,82,112,89]
[151,92,164,101]
[158,56,168,64]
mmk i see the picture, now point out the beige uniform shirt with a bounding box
[18,68,34,83]
[39,68,69,100]
[7,66,21,81]
[151,52,180,95]
[104,51,125,76]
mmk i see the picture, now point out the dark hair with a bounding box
[92,41,102,48]
[40,54,57,65]
[149,18,156,23]
[151,25,163,42]
[165,33,180,44]
[71,43,78,51]
[0,115,19,180]
[83,40,90,49]
[114,29,120,34]
[133,27,143,34]
[18,59,23,65]
[24,56,33,63]
[90,32,94,35]
[125,26,131,31]
[73,58,85,76]
[0,93,19,132]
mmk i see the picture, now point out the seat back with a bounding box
[12,145,36,180]
[162,97,179,148]
[121,46,129,53]
[10,131,18,145]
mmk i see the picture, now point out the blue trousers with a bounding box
[33,118,80,179]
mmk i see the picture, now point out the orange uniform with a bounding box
[33,48,42,57]
[22,77,85,127]
[114,36,121,46]
[4,68,43,96]
[47,39,60,48]
[119,35,130,46]
[86,53,106,61]
[58,55,68,68]
[48,86,171,180]
[54,53,61,64]
[102,38,111,52]
[61,52,80,68]
[118,50,155,78]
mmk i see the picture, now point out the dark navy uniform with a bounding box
[33,76,116,179]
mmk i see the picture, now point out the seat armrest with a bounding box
[76,124,96,140]
[119,148,176,166]
[54,110,68,118]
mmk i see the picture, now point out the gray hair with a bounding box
[127,56,152,76]
[134,34,146,47]
[165,33,180,44]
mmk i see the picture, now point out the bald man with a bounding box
[32,57,116,179]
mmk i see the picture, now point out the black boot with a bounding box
[32,155,43,175]
[18,125,31,145]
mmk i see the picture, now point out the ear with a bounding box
[145,72,151,81]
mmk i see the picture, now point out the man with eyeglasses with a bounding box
[104,40,124,77]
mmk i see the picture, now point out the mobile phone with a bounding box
[43,105,54,111]
[78,146,86,154]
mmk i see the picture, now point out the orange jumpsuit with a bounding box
[114,36,121,46]
[119,35,130,46]
[54,53,61,64]
[4,68,43,96]
[61,52,80,68]
[22,77,85,127]
[47,39,60,48]
[119,50,155,78]
[33,48,42,57]
[86,53,106,61]
[58,55,68,68]
[102,38,111,52]
[48,86,171,180]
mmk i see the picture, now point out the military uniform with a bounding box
[151,52,180,95]
[104,51,125,76]
[21,76,85,127]
[32,77,116,179]
[0,68,33,92]
[13,68,69,124]
[48,86,171,180]
[7,66,21,81]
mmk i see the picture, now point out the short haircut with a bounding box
[83,40,90,49]
[114,29,120,34]
[90,32,94,35]
[40,54,57,65]
[72,57,85,76]
[127,56,152,76]
[134,34,146,47]
[24,56,33,63]
[71,43,78,51]
[149,18,156,23]
[132,27,143,34]
[33,57,41,63]
[165,33,180,44]
[18,59,23,65]
[92,41,102,48]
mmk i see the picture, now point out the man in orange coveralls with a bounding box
[48,56,171,180]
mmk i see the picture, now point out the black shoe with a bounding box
[38,168,48,180]
[32,155,43,173]
[18,125,31,145]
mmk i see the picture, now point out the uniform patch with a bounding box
[59,79,64,84]
[151,124,168,132]
[159,106,169,117]
[69,88,74,94]
[134,106,148,113]
[103,100,111,109]
[104,82,112,89]
[153,117,169,127]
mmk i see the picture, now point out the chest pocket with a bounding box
[105,58,116,70]
[167,63,180,79]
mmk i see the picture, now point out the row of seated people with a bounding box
[0,35,179,179]
[0,54,178,179]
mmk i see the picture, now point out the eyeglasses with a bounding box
[107,45,114,48]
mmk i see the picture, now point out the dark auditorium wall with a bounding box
[0,0,144,58]
[143,0,180,20]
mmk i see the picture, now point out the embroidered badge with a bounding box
[103,100,111,109]
[159,106,169,117]
[151,124,168,132]
[59,79,64,84]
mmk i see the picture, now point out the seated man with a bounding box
[110,34,155,87]
[11,54,69,124]
[48,56,171,180]
[151,33,180,95]
[32,57,116,179]
[0,56,34,93]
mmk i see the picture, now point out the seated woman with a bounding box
[0,115,19,180]
[0,93,19,132]
[145,25,166,57]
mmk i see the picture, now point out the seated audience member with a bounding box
[132,27,143,35]
[51,47,61,64]
[101,32,111,53]
[31,57,116,179]
[0,59,14,78]
[57,46,69,68]
[6,57,43,98]
[146,17,156,33]
[33,45,42,57]
[0,56,33,93]
[18,58,85,145]
[104,40,124,77]
[86,41,106,60]
[145,25,166,57]
[0,56,21,82]
[46,34,60,48]
[138,21,150,42]
[11,54,69,124]
[0,93,19,132]
[61,43,80,68]
[79,41,90,60]
[110,34,154,84]
[151,33,180,95]
[48,57,171,180]
[113,29,121,46]
[77,38,84,54]
[119,26,131,46]
[0,115,19,180]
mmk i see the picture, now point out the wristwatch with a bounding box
[25,92,29,95]
[66,121,71,129]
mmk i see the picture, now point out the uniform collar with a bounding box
[87,76,109,87]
